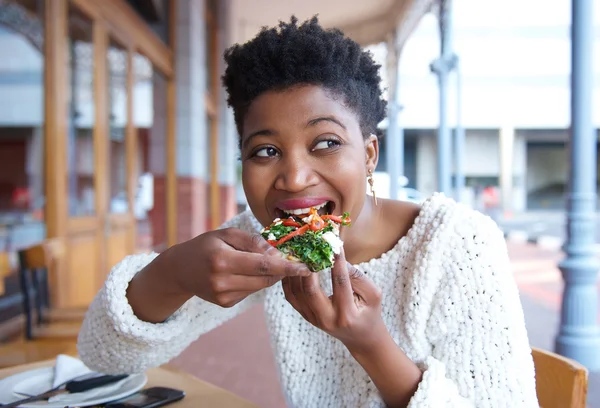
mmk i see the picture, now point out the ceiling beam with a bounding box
[340,0,435,47]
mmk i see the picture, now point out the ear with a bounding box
[364,134,379,172]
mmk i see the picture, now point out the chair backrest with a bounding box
[0,251,14,295]
[17,238,65,339]
[531,346,588,408]
[0,251,19,294]
[21,238,64,270]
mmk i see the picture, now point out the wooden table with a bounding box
[0,360,260,408]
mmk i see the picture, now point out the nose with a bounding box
[273,156,320,193]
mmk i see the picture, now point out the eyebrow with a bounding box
[242,129,274,150]
[306,116,347,130]
[241,116,347,149]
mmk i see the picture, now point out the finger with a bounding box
[226,251,311,277]
[346,263,379,301]
[220,228,280,256]
[214,290,256,308]
[290,276,318,324]
[301,273,334,321]
[331,247,355,309]
[282,277,303,314]
[221,273,285,292]
[346,262,380,303]
[290,276,303,300]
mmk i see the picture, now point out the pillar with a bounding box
[386,32,404,200]
[453,58,465,202]
[512,132,527,212]
[555,0,600,371]
[217,0,238,224]
[174,0,209,242]
[148,73,168,251]
[499,125,514,217]
[26,126,44,216]
[217,109,238,224]
[430,0,456,195]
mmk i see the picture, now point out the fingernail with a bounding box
[298,267,311,276]
[265,246,280,256]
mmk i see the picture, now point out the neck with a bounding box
[340,195,382,265]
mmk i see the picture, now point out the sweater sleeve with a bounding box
[407,212,539,408]
[77,213,265,374]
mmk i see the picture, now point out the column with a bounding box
[148,74,168,250]
[430,0,456,195]
[499,125,514,217]
[26,126,44,217]
[386,33,404,200]
[453,58,465,202]
[555,0,600,371]
[217,0,238,224]
[512,132,527,212]
[175,0,209,242]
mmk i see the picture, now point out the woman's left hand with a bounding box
[282,247,388,353]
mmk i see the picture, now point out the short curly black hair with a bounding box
[222,16,387,146]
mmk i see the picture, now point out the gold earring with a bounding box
[367,169,377,206]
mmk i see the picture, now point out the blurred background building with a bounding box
[0,0,432,325]
[0,0,598,401]
[373,0,600,214]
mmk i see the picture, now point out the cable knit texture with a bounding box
[77,194,539,407]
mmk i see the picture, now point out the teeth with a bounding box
[285,208,311,215]
[283,201,328,215]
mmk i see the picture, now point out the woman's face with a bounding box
[240,85,378,228]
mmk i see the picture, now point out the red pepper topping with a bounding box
[282,219,301,227]
[275,224,309,246]
[321,214,351,225]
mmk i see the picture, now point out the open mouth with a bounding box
[274,201,335,219]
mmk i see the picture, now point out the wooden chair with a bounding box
[0,239,85,367]
[0,251,13,296]
[531,346,588,408]
[17,238,85,340]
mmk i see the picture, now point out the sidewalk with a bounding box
[170,242,600,408]
[509,242,600,407]
[497,210,600,247]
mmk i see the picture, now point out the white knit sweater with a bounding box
[77,194,539,407]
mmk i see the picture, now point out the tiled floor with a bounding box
[170,242,600,408]
[508,242,600,408]
[170,304,286,408]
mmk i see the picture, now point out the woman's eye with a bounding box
[313,140,340,151]
[254,147,279,158]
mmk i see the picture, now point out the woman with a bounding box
[78,17,539,408]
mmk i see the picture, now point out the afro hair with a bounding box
[222,16,387,144]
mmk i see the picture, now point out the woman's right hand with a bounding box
[127,228,312,323]
[168,227,312,308]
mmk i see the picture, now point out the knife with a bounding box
[1,374,129,408]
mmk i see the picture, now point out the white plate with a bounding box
[0,367,147,407]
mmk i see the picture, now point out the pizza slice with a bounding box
[261,207,351,272]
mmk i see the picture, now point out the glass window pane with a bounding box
[107,39,128,213]
[133,54,167,252]
[0,0,46,251]
[67,6,95,216]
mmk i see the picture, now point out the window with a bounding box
[133,54,168,252]
[107,38,129,214]
[67,5,95,216]
[0,0,46,250]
